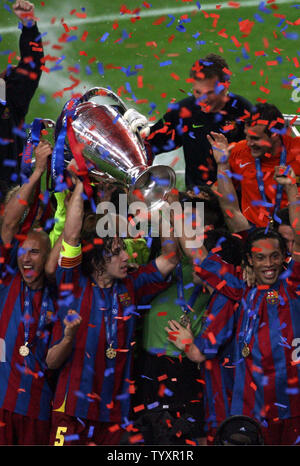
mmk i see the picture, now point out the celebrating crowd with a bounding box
[0,0,300,447]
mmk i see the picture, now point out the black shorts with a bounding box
[132,349,206,439]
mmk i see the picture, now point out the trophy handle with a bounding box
[77,87,128,115]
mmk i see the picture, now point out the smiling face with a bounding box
[247,238,285,285]
[17,231,50,289]
[244,124,280,159]
[193,76,229,113]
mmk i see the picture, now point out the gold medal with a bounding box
[180,313,191,327]
[242,344,250,358]
[106,344,117,359]
[19,343,30,357]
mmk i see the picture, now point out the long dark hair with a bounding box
[81,234,126,277]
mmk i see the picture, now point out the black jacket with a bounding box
[0,23,44,194]
[147,93,253,188]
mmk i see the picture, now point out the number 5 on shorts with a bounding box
[54,426,67,446]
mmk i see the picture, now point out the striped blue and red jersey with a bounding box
[195,291,237,430]
[0,238,56,421]
[51,257,170,424]
[196,252,300,422]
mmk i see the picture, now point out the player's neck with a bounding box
[92,271,114,289]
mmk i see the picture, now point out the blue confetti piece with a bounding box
[258,2,271,13]
[3,159,17,167]
[85,65,92,75]
[99,32,109,43]
[66,35,78,42]
[254,13,264,23]
[159,60,172,67]
[147,401,159,410]
[3,3,12,13]
[87,425,94,438]
[104,367,115,377]
[39,95,46,104]
[97,62,104,75]
[64,434,79,442]
[166,15,175,27]
[113,113,121,124]
[284,32,298,40]
[164,388,173,397]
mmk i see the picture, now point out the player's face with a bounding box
[244,124,277,159]
[247,238,285,285]
[103,238,129,281]
[17,233,48,289]
[193,76,228,113]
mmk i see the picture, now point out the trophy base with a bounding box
[128,165,176,211]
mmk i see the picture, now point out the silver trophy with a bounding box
[59,87,176,210]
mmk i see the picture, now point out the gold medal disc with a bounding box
[242,344,250,358]
[180,313,191,327]
[19,344,30,357]
[106,345,117,359]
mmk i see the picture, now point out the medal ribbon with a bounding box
[175,263,201,315]
[254,145,287,225]
[22,284,50,350]
[243,287,265,349]
[102,283,119,350]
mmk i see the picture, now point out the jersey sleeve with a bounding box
[195,252,245,301]
[128,259,171,305]
[55,239,82,287]
[5,23,44,120]
[194,292,239,360]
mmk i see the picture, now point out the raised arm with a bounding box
[62,163,84,247]
[274,165,300,262]
[1,140,51,244]
[165,319,206,363]
[154,197,180,278]
[207,131,250,233]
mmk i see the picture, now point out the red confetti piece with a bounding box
[216,280,226,290]
[170,72,180,81]
[81,30,88,42]
[207,332,216,345]
[152,16,166,25]
[231,36,242,48]
[259,86,270,94]
[129,434,143,444]
[250,382,257,391]
[137,75,143,88]
[108,424,120,432]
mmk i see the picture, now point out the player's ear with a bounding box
[247,254,253,267]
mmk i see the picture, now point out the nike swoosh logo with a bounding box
[192,123,204,129]
[239,162,251,168]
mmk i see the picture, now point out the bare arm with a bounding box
[207,132,250,233]
[274,165,300,262]
[165,320,206,363]
[155,199,180,278]
[1,140,51,244]
[63,163,84,247]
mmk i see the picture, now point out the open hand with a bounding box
[207,131,230,165]
[165,319,194,351]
